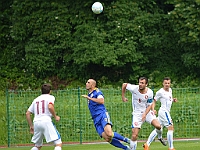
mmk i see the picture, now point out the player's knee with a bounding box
[104,129,113,138]
[54,139,62,146]
[102,135,111,142]
[155,125,161,130]
[152,120,161,130]
[168,125,174,130]
[105,137,111,142]
[107,132,113,138]
[131,134,138,140]
[102,133,112,142]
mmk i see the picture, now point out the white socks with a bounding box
[156,128,163,139]
[54,146,62,150]
[147,129,157,146]
[130,140,137,150]
[167,130,174,149]
[31,146,61,150]
[31,147,38,150]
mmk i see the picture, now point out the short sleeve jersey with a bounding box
[28,94,55,122]
[88,88,107,118]
[154,88,173,112]
[126,84,153,114]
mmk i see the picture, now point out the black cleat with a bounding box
[158,138,167,146]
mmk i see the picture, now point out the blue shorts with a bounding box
[93,111,113,137]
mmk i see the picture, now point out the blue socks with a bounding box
[113,132,130,144]
[110,138,127,149]
[109,132,130,149]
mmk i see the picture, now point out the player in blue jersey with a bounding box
[81,79,130,150]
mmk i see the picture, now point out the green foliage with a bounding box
[0,0,200,90]
[167,0,200,76]
[0,91,7,145]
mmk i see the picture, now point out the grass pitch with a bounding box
[1,140,200,150]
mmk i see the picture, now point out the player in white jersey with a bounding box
[122,77,163,150]
[143,77,177,150]
[26,84,62,150]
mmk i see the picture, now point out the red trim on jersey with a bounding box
[49,102,54,105]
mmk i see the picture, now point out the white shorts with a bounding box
[146,110,157,124]
[132,110,156,128]
[158,109,173,127]
[32,121,62,146]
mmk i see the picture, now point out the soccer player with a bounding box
[143,77,177,150]
[122,77,163,150]
[26,84,62,150]
[81,79,130,150]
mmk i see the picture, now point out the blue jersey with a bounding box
[88,88,107,119]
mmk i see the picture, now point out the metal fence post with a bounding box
[78,87,82,144]
[6,89,10,147]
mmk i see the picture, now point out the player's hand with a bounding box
[173,98,178,102]
[152,109,157,115]
[81,95,88,99]
[30,126,34,134]
[55,116,60,122]
[122,97,128,102]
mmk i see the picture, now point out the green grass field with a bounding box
[1,140,200,150]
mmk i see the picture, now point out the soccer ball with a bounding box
[92,2,103,14]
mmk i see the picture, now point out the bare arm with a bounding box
[151,100,157,112]
[48,103,60,121]
[81,95,104,104]
[142,104,152,122]
[122,83,128,102]
[145,105,152,115]
[26,111,34,134]
[151,99,156,111]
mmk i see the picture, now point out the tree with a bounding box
[168,0,200,77]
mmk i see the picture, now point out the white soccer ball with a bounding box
[92,2,103,14]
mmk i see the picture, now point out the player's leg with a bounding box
[112,132,130,144]
[102,124,130,150]
[43,122,62,149]
[147,112,162,137]
[130,128,140,150]
[129,113,143,150]
[144,128,157,149]
[99,112,129,149]
[143,111,166,150]
[161,111,175,150]
[53,139,62,150]
[151,118,166,146]
[31,122,43,150]
[167,125,175,149]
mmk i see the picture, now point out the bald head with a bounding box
[86,79,96,91]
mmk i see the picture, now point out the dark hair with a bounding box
[139,77,148,84]
[163,77,171,82]
[41,84,51,94]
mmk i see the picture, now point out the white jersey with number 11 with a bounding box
[28,94,55,122]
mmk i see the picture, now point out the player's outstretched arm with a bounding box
[81,95,104,104]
